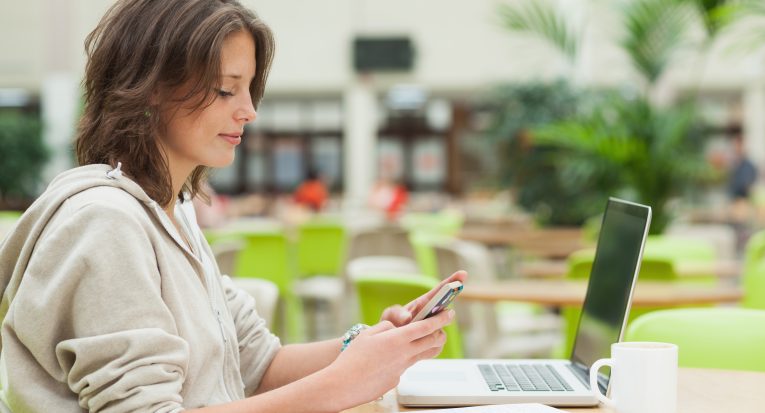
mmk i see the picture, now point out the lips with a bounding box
[218,132,242,145]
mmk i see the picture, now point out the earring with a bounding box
[144,109,151,118]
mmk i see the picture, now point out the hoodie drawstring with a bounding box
[106,162,123,179]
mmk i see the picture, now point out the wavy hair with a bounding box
[76,0,274,206]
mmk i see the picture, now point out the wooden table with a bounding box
[457,280,742,307]
[343,368,765,412]
[460,228,586,259]
[519,260,742,279]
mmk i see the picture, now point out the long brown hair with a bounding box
[76,0,274,206]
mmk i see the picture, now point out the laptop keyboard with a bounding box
[478,364,574,392]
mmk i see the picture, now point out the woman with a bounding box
[0,0,466,411]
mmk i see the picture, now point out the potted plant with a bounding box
[495,0,744,233]
[0,111,48,210]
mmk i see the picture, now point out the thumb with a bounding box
[365,320,396,335]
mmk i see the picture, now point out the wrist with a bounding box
[341,323,369,351]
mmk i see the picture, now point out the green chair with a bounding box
[643,235,716,263]
[560,248,681,357]
[234,230,304,343]
[625,308,765,372]
[742,231,765,309]
[0,211,22,220]
[293,220,348,338]
[296,220,347,277]
[409,231,453,279]
[0,211,21,240]
[353,273,463,358]
[400,211,464,237]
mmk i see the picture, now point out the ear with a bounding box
[149,89,161,106]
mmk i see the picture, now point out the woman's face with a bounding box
[159,30,257,175]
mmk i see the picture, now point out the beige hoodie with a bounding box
[0,164,280,412]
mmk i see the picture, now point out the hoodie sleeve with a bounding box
[219,275,281,396]
[10,201,188,413]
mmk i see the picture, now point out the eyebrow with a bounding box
[223,74,242,79]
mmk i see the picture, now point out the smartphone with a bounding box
[411,281,463,322]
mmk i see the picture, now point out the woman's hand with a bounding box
[322,308,455,409]
[380,270,468,327]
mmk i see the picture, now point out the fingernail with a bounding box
[400,309,411,319]
[447,309,455,320]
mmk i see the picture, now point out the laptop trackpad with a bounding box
[407,370,468,382]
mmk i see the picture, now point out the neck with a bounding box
[165,163,195,217]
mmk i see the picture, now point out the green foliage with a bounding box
[497,0,580,62]
[0,112,49,200]
[490,0,743,232]
[714,0,765,54]
[534,94,711,233]
[688,0,734,35]
[483,81,616,226]
[621,0,694,84]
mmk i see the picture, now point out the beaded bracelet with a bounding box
[341,323,370,351]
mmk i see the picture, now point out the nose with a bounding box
[236,98,257,124]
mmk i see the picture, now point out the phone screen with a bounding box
[423,283,463,319]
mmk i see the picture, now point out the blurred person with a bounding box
[728,134,758,202]
[727,134,759,251]
[292,168,328,212]
[193,181,266,228]
[0,1,466,411]
[369,177,409,220]
[193,181,230,228]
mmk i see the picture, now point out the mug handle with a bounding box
[589,358,615,407]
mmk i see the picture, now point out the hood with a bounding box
[0,163,157,326]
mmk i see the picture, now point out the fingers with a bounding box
[405,271,468,315]
[398,309,454,342]
[444,270,468,284]
[365,320,395,335]
[411,341,445,363]
[410,329,447,356]
[380,305,412,326]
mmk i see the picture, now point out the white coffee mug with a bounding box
[589,342,678,413]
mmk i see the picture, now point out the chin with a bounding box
[203,157,234,168]
[204,155,236,169]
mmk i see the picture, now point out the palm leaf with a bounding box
[685,0,734,36]
[498,1,580,62]
[621,0,695,84]
[714,0,765,54]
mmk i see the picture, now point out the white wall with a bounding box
[2,0,761,93]
[2,0,764,176]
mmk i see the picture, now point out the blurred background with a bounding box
[3,0,765,363]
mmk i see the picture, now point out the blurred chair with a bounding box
[400,210,464,237]
[0,211,21,240]
[234,230,303,343]
[742,230,765,309]
[292,220,348,339]
[0,211,21,220]
[643,235,716,264]
[211,238,245,276]
[353,273,463,358]
[409,231,452,279]
[345,225,416,262]
[230,277,280,330]
[343,256,420,331]
[560,247,684,357]
[666,224,736,260]
[434,241,560,358]
[625,308,765,372]
[346,256,420,279]
[402,211,464,278]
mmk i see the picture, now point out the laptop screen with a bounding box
[569,198,651,389]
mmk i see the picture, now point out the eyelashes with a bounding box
[216,88,234,98]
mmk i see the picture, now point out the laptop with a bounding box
[397,198,652,407]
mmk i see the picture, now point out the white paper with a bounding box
[410,404,564,413]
